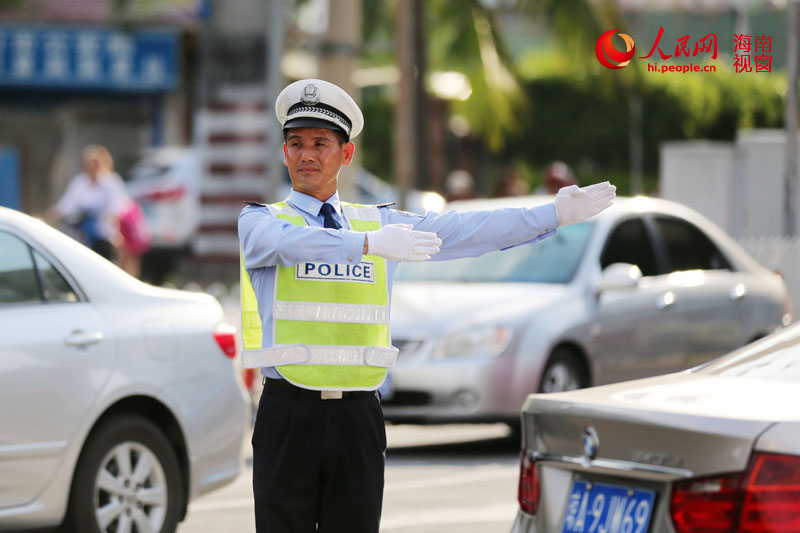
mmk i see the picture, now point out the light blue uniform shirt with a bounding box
[238,189,559,378]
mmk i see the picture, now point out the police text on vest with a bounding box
[296,261,376,283]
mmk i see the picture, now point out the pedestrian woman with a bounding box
[47,144,130,261]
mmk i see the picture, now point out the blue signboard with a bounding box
[0,147,20,210]
[0,26,178,91]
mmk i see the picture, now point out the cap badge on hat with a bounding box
[301,84,319,106]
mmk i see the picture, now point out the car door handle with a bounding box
[656,291,676,310]
[64,330,104,348]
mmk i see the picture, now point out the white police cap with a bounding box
[275,79,364,140]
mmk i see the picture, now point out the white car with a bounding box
[513,323,800,533]
[0,207,249,532]
[383,195,791,425]
[125,146,203,252]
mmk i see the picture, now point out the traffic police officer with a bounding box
[238,78,616,533]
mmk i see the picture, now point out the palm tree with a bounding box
[412,0,638,152]
[365,0,639,190]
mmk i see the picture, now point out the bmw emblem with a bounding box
[582,427,599,460]
[301,84,319,105]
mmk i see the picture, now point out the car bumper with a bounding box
[381,355,523,423]
[169,369,250,500]
[511,510,536,533]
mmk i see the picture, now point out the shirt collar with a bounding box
[288,189,341,217]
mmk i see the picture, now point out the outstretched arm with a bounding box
[383,182,615,261]
[239,206,442,268]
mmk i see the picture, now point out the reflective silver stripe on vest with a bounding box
[241,345,399,369]
[343,205,381,222]
[274,301,389,324]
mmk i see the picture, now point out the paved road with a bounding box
[178,423,521,533]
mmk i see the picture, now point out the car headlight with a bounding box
[431,326,513,360]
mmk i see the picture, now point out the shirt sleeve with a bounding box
[106,173,131,215]
[239,206,366,268]
[55,176,82,218]
[383,203,559,261]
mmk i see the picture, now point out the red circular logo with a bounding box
[595,30,635,69]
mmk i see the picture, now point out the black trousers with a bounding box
[252,384,387,533]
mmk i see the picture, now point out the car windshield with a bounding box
[703,329,800,383]
[394,222,593,284]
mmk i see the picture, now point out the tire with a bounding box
[538,348,588,393]
[61,415,183,533]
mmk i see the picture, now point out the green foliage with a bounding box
[427,0,530,152]
[646,65,785,137]
[360,53,786,195]
[501,50,786,195]
[356,0,787,197]
[358,0,532,171]
[360,86,395,181]
[362,0,387,44]
[0,0,24,8]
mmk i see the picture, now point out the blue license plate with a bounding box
[562,480,654,533]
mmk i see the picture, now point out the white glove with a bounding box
[554,182,616,225]
[366,224,442,262]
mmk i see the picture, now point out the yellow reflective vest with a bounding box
[240,201,397,391]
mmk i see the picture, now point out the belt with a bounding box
[264,378,376,400]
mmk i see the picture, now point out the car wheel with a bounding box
[538,349,588,393]
[62,415,183,533]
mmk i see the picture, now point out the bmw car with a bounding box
[512,322,800,533]
[382,195,791,425]
[0,206,249,532]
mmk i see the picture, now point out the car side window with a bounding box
[654,216,731,272]
[600,218,659,276]
[0,231,41,304]
[32,249,79,303]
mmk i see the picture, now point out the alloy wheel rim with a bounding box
[542,362,581,393]
[94,441,168,533]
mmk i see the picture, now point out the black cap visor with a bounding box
[283,117,348,139]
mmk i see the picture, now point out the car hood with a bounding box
[390,282,571,336]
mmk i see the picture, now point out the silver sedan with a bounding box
[382,195,791,424]
[512,321,800,533]
[0,207,250,532]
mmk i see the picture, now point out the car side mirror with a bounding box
[596,263,642,294]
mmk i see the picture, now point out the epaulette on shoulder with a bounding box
[376,202,396,208]
[243,201,268,207]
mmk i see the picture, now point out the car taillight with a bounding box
[671,471,744,531]
[139,185,186,203]
[671,453,800,532]
[518,452,540,515]
[214,324,238,359]
[739,453,800,532]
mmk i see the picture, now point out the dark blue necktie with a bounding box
[320,203,341,229]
